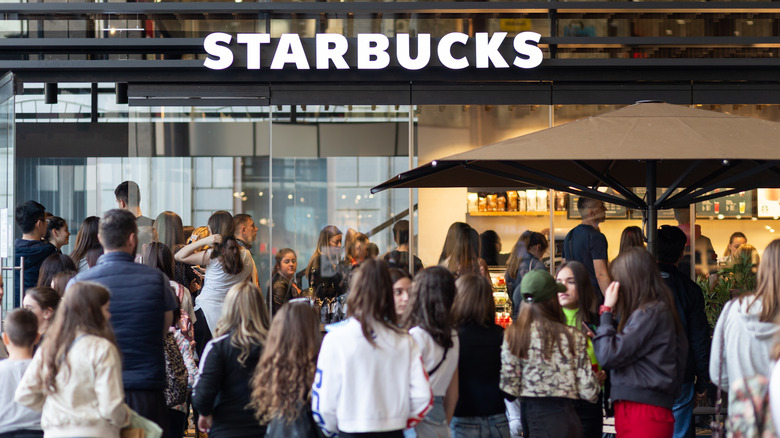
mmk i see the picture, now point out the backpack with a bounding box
[726,374,776,438]
[163,331,188,407]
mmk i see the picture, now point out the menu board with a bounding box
[567,191,628,219]
[696,190,752,218]
[756,189,780,217]
[632,187,677,219]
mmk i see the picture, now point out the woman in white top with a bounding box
[403,266,460,438]
[16,281,131,438]
[175,211,255,339]
[314,259,433,438]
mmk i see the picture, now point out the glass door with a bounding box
[0,72,16,316]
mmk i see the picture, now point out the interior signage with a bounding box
[203,32,543,71]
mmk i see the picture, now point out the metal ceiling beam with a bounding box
[0,2,778,17]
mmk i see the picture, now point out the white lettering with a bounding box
[396,34,431,70]
[513,32,543,69]
[316,34,349,69]
[237,33,270,70]
[203,32,234,70]
[438,32,469,70]
[357,34,391,69]
[476,32,509,68]
[271,34,310,70]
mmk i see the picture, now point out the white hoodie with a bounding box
[710,297,780,402]
[313,318,433,437]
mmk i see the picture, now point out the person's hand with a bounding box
[209,234,222,245]
[595,370,607,386]
[694,391,707,405]
[198,414,213,432]
[604,281,620,308]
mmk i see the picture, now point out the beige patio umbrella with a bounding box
[372,102,780,253]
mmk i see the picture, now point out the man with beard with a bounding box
[562,197,611,303]
[70,209,178,436]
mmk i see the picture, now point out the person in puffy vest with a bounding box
[70,209,178,436]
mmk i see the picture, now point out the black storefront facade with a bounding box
[2,1,780,303]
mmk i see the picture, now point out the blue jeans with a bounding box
[672,381,695,438]
[451,413,510,438]
[414,396,449,438]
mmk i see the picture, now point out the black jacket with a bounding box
[593,301,688,410]
[14,239,57,305]
[659,262,711,393]
[192,332,266,438]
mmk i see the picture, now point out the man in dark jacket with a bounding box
[657,225,711,438]
[14,200,56,306]
[72,209,178,436]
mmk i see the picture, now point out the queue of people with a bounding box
[2,187,780,438]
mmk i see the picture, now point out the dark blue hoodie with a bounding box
[14,238,57,306]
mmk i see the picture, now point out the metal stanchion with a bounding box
[0,256,24,332]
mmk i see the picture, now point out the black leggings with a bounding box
[193,308,213,359]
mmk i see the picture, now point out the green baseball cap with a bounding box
[519,270,567,304]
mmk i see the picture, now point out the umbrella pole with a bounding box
[646,160,658,256]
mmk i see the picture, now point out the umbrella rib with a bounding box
[572,160,646,208]
[664,160,742,205]
[500,161,640,208]
[370,160,463,194]
[463,163,639,209]
[664,185,754,210]
[653,160,702,209]
[670,160,780,205]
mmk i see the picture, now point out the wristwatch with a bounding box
[599,305,613,316]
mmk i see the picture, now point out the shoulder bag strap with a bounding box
[428,346,449,377]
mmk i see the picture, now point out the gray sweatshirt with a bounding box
[709,297,780,398]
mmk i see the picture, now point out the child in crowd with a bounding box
[15,281,132,437]
[22,286,61,341]
[314,259,432,438]
[0,309,43,438]
[250,299,322,437]
[389,268,412,322]
[403,266,460,437]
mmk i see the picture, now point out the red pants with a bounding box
[614,400,674,438]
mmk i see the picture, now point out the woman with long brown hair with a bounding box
[338,232,369,295]
[594,247,686,438]
[193,282,270,437]
[16,282,132,437]
[404,266,460,437]
[501,270,599,438]
[505,231,549,313]
[270,248,302,315]
[313,259,432,437]
[250,299,322,437]
[69,216,101,272]
[450,274,509,438]
[713,238,780,429]
[618,226,644,254]
[306,225,344,323]
[176,211,255,344]
[443,227,481,278]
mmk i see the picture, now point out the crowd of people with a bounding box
[2,183,780,438]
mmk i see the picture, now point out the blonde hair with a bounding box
[215,282,270,366]
[748,239,780,323]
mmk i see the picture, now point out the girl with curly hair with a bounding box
[250,299,322,437]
